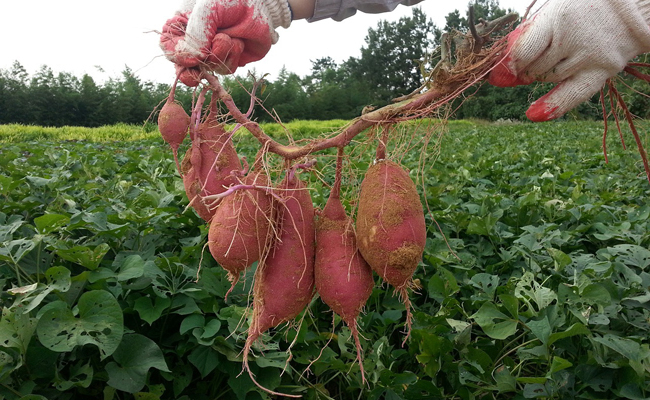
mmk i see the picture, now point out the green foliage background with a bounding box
[1,120,649,399]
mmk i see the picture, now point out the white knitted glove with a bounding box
[489,0,650,121]
[161,0,292,83]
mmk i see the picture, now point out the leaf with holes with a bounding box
[608,245,650,270]
[0,308,37,353]
[0,239,36,264]
[36,290,123,360]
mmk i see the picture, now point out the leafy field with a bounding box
[1,120,649,400]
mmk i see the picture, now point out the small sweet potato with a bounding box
[158,87,190,174]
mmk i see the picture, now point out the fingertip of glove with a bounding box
[526,101,560,122]
[488,62,526,87]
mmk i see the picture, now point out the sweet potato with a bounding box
[243,170,315,397]
[158,85,189,173]
[181,116,242,222]
[208,170,272,297]
[355,159,426,339]
[315,165,374,382]
[158,101,189,150]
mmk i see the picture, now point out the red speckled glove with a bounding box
[161,0,292,85]
[489,0,650,121]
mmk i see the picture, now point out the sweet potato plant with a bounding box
[2,9,650,400]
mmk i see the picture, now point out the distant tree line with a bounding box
[3,0,643,128]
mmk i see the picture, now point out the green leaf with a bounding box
[54,361,93,390]
[592,334,650,363]
[117,255,147,281]
[494,366,516,392]
[0,308,37,353]
[581,284,611,306]
[133,296,171,325]
[33,213,69,234]
[56,244,110,270]
[427,267,459,302]
[188,346,219,378]
[548,323,590,345]
[0,239,36,264]
[180,314,205,335]
[20,266,72,313]
[36,290,123,359]
[106,334,170,393]
[546,248,572,270]
[471,302,518,340]
[527,316,552,345]
[609,244,650,269]
[548,356,572,375]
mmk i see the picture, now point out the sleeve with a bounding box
[307,0,425,22]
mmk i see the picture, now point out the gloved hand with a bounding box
[489,0,650,121]
[161,0,292,85]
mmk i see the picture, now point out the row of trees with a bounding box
[1,0,645,127]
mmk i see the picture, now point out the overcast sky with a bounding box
[1,0,531,84]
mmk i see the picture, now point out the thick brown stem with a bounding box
[203,72,474,160]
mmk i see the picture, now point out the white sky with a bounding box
[0,0,531,84]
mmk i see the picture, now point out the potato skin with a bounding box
[315,194,373,323]
[252,172,316,334]
[356,160,426,289]
[158,101,189,149]
[181,120,241,222]
[208,171,272,281]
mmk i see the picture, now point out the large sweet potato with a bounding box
[356,159,426,339]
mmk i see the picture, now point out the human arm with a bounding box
[488,0,650,121]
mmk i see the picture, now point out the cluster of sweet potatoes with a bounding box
[158,90,426,396]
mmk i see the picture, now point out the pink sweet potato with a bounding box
[158,84,190,174]
[158,101,189,151]
[180,116,242,222]
[355,159,426,339]
[243,170,315,398]
[315,169,374,382]
[208,171,272,296]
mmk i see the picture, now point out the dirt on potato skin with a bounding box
[356,160,426,289]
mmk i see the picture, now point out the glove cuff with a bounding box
[263,0,292,29]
